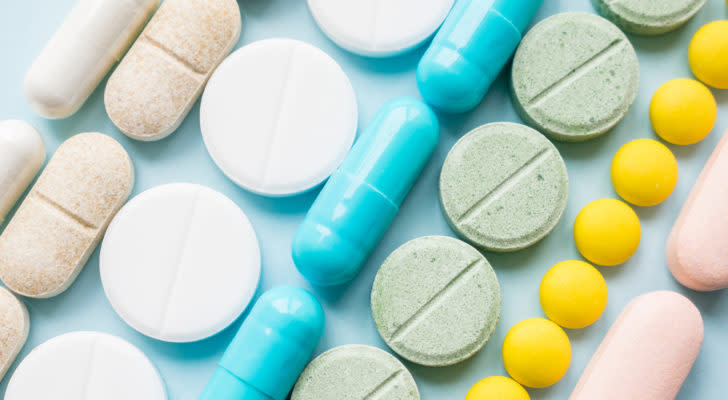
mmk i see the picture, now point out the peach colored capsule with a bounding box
[667,130,728,291]
[570,291,703,400]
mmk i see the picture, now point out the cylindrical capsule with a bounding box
[0,120,45,224]
[417,0,543,113]
[24,0,159,119]
[292,97,440,286]
[200,287,325,400]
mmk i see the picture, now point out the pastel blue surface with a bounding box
[417,0,542,112]
[1,1,728,399]
[293,97,439,286]
[201,287,324,400]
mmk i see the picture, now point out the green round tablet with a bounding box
[592,0,706,35]
[291,345,419,400]
[439,122,568,252]
[511,12,639,142]
[371,236,501,367]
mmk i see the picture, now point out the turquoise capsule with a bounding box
[292,97,440,286]
[199,287,325,400]
[417,0,543,113]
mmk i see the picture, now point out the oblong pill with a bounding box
[0,287,29,381]
[292,97,439,286]
[667,131,728,291]
[570,291,703,400]
[201,39,358,196]
[100,183,261,342]
[291,345,420,400]
[24,0,159,119]
[0,120,45,224]
[416,0,543,113]
[371,236,501,367]
[511,12,639,142]
[440,122,568,252]
[105,0,241,141]
[200,287,324,400]
[592,0,706,35]
[307,0,454,57]
[0,133,134,298]
[6,332,166,400]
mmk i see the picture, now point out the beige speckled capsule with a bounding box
[0,133,134,298]
[105,0,242,141]
[0,287,29,380]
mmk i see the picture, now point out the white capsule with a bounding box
[0,120,45,224]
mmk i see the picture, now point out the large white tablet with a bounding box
[5,332,166,400]
[200,38,358,197]
[307,0,454,57]
[100,183,260,342]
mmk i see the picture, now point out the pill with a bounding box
[570,291,703,400]
[6,331,166,399]
[650,79,717,145]
[307,0,453,57]
[200,286,324,400]
[100,183,260,342]
[465,376,530,400]
[0,120,45,224]
[292,98,438,286]
[540,260,607,329]
[291,345,419,400]
[371,236,501,367]
[667,131,728,291]
[105,0,241,141]
[592,0,706,35]
[0,133,134,298]
[511,12,639,142]
[200,39,357,196]
[574,198,640,266]
[440,122,568,252]
[417,0,543,113]
[24,0,159,119]
[689,21,728,89]
[502,318,571,388]
[611,139,678,207]
[0,287,29,381]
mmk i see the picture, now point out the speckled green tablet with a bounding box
[291,345,419,400]
[592,0,706,35]
[371,236,501,367]
[511,12,639,142]
[439,122,568,252]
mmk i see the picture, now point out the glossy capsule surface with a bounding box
[292,97,440,286]
[417,0,543,113]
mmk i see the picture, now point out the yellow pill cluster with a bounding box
[540,260,608,329]
[650,79,716,145]
[611,139,678,206]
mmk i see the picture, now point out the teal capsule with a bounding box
[292,97,440,286]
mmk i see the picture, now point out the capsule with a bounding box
[0,120,45,224]
[24,0,159,118]
[200,287,325,400]
[417,0,543,113]
[292,97,440,286]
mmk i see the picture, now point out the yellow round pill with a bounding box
[689,21,728,89]
[574,199,640,266]
[611,139,678,206]
[502,318,571,388]
[649,79,716,145]
[465,376,530,400]
[540,260,608,329]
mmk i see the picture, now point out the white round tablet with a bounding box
[6,332,166,400]
[200,38,358,197]
[307,0,454,57]
[100,183,260,343]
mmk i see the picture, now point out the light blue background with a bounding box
[1,0,727,398]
